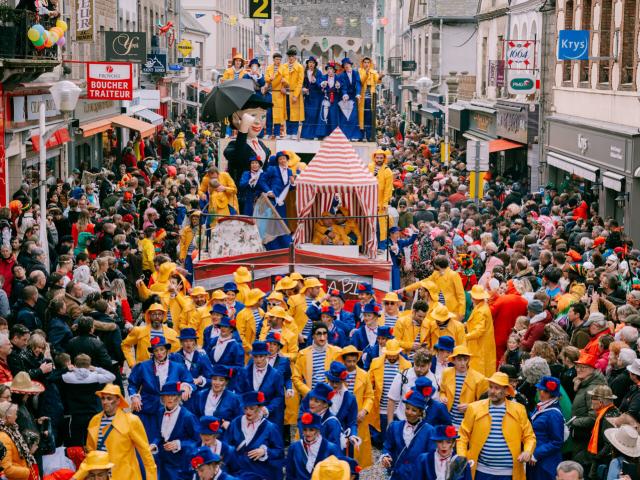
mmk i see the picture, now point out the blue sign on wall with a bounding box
[557,30,590,60]
[142,53,167,74]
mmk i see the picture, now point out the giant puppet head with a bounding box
[230,93,272,140]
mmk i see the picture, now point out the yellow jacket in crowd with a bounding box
[367,354,412,431]
[457,399,536,480]
[368,153,393,242]
[439,366,488,411]
[465,302,496,377]
[236,305,265,356]
[427,267,466,318]
[266,62,286,125]
[358,61,380,129]
[421,316,467,350]
[121,307,180,367]
[393,315,428,353]
[139,237,155,272]
[279,60,305,122]
[292,344,343,397]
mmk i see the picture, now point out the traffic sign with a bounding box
[466,140,490,171]
[180,57,199,67]
[250,0,272,19]
[557,30,590,60]
[402,61,417,71]
[177,39,192,57]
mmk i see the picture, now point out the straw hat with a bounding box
[95,383,129,409]
[448,345,473,361]
[6,371,44,394]
[487,372,516,397]
[383,339,403,356]
[244,288,265,307]
[429,304,456,322]
[233,266,252,284]
[80,451,114,472]
[382,292,401,303]
[470,284,490,300]
[605,425,640,458]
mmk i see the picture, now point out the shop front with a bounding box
[545,114,640,241]
[448,103,469,148]
[418,94,444,136]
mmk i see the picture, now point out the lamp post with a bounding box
[40,80,81,272]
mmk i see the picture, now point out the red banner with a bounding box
[86,62,133,100]
[0,84,6,207]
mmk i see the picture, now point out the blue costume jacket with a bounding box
[416,452,472,480]
[271,355,293,391]
[202,326,242,353]
[236,363,285,427]
[297,402,341,447]
[528,401,564,480]
[170,349,214,389]
[383,419,436,480]
[350,325,376,353]
[192,388,243,428]
[301,68,324,139]
[351,299,376,328]
[337,69,362,140]
[263,164,295,219]
[285,437,342,480]
[225,417,285,479]
[423,398,452,427]
[239,170,269,216]
[151,406,199,480]
[315,75,341,138]
[208,337,245,391]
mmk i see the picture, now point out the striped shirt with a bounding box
[311,348,326,388]
[450,373,466,426]
[252,309,263,338]
[97,415,114,451]
[438,292,446,305]
[384,315,397,329]
[150,328,163,340]
[477,404,513,476]
[381,361,400,413]
[302,297,314,337]
[346,371,356,392]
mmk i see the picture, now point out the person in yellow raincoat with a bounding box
[457,372,536,480]
[265,52,286,137]
[121,303,180,367]
[279,47,305,137]
[205,168,239,218]
[172,132,186,154]
[178,286,211,342]
[400,278,440,315]
[368,149,393,248]
[311,455,351,479]
[358,57,381,141]
[393,301,429,355]
[334,206,362,246]
[292,323,342,398]
[233,266,252,304]
[427,255,466,319]
[86,384,157,480]
[178,211,205,279]
[421,303,467,349]
[312,213,349,245]
[258,306,299,358]
[465,285,496,377]
[338,345,374,468]
[235,288,265,360]
[221,53,246,82]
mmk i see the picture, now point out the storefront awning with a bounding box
[188,82,212,94]
[603,171,625,192]
[134,109,164,126]
[489,138,524,153]
[31,128,70,152]
[111,114,156,138]
[80,117,116,138]
[420,107,441,118]
[547,151,599,182]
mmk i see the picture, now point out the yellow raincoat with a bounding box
[427,268,466,317]
[358,60,380,129]
[121,306,180,367]
[368,151,393,243]
[439,366,488,411]
[393,315,429,353]
[457,399,536,480]
[235,306,265,356]
[137,262,189,323]
[292,344,343,397]
[350,365,374,468]
[465,302,496,376]
[206,171,239,214]
[86,408,157,480]
[222,54,246,82]
[421,317,467,350]
[266,62,287,125]
[279,61,305,122]
[367,355,412,431]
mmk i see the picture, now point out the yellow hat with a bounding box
[234,266,252,284]
[339,345,362,362]
[95,383,129,409]
[290,272,304,281]
[470,284,490,300]
[81,451,115,472]
[383,339,403,356]
[276,276,298,291]
[210,289,226,301]
[232,53,245,62]
[448,345,473,361]
[487,372,515,397]
[144,303,167,323]
[244,288,265,307]
[303,277,323,289]
[190,286,208,297]
[420,279,439,301]
[372,149,389,160]
[267,291,285,303]
[429,304,456,322]
[311,455,350,480]
[267,306,289,320]
[382,292,401,303]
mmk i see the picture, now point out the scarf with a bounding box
[588,403,615,454]
[0,419,35,466]
[248,169,263,188]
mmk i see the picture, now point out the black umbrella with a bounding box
[201,78,256,123]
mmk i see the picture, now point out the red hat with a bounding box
[576,352,598,368]
[123,191,133,201]
[594,236,606,247]
[122,213,134,224]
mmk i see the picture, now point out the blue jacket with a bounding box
[264,165,295,199]
[238,170,269,216]
[151,406,200,480]
[389,234,418,268]
[202,326,242,353]
[383,419,436,480]
[361,342,381,371]
[528,401,564,480]
[192,388,243,427]
[423,398,452,427]
[338,70,361,99]
[207,338,245,391]
[416,452,472,480]
[350,325,376,353]
[297,403,341,447]
[285,438,342,480]
[271,355,293,391]
[236,363,285,427]
[351,299,376,328]
[332,391,359,438]
[194,441,234,474]
[170,349,215,389]
[225,417,285,479]
[336,310,355,333]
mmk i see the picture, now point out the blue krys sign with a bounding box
[557,30,590,60]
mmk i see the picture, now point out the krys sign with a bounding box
[105,31,146,63]
[557,30,590,60]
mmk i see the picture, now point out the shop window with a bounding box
[579,0,592,83]
[563,0,574,83]
[620,0,637,86]
[598,0,613,86]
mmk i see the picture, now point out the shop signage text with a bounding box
[86,62,133,100]
[12,95,60,123]
[402,61,417,72]
[177,40,193,57]
[142,53,167,74]
[557,30,590,60]
[249,0,272,19]
[497,107,528,144]
[488,60,505,87]
[505,40,536,70]
[105,32,146,63]
[74,0,94,42]
[507,71,536,94]
[471,113,491,132]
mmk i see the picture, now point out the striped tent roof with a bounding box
[296,128,377,187]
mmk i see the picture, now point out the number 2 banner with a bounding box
[250,0,271,19]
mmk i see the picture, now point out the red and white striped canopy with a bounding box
[294,128,379,257]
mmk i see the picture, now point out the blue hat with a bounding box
[159,382,182,396]
[325,361,348,383]
[341,57,353,65]
[320,305,336,318]
[211,364,234,379]
[242,390,266,407]
[218,316,236,329]
[402,389,427,409]
[223,281,238,293]
[71,187,85,200]
[210,304,228,316]
[432,424,460,441]
[298,411,322,430]
[249,58,260,67]
[251,341,269,356]
[389,226,400,234]
[363,303,381,316]
[198,415,223,435]
[308,382,334,405]
[265,331,283,347]
[356,282,374,295]
[414,377,435,397]
[305,56,317,65]
[147,336,172,352]
[535,375,562,397]
[178,328,199,340]
[275,151,289,160]
[434,335,455,352]
[377,325,394,338]
[328,288,345,301]
[190,446,221,470]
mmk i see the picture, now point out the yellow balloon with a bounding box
[55,19,68,32]
[27,28,40,42]
[50,27,63,38]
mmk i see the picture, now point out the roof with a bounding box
[181,11,209,36]
[296,128,377,187]
[415,0,479,20]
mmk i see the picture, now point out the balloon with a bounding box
[27,28,40,42]
[33,24,45,35]
[35,44,45,50]
[56,36,65,47]
[32,34,45,47]
[55,19,68,32]
[43,32,53,48]
[48,31,59,44]
[49,27,63,38]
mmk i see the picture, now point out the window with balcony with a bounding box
[620,0,637,86]
[598,0,613,86]
[563,0,574,83]
[579,0,592,83]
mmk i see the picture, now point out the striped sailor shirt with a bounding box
[450,373,466,427]
[477,403,513,476]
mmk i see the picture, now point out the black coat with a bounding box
[609,367,633,408]
[66,334,113,371]
[620,384,640,422]
[223,132,271,186]
[47,315,74,355]
[88,312,125,365]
